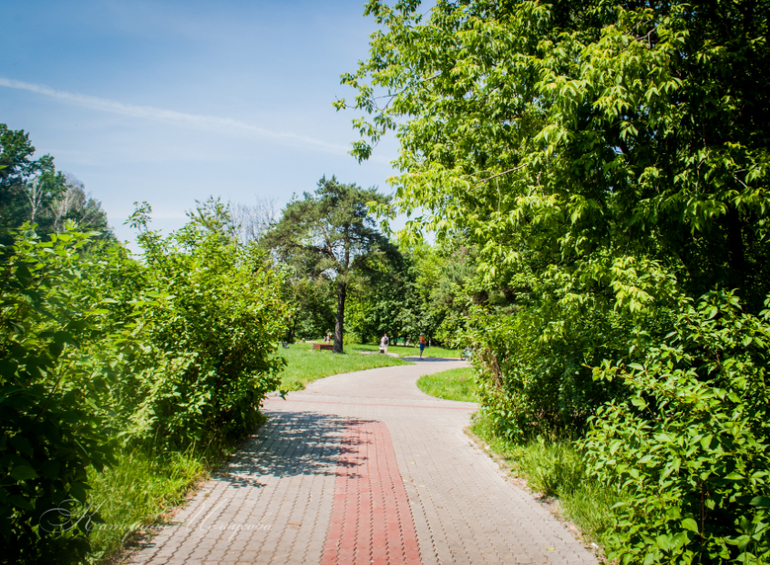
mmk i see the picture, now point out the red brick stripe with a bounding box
[321,420,422,565]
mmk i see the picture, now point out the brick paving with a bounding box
[125,358,598,565]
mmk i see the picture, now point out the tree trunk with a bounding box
[726,208,746,292]
[288,318,296,344]
[333,280,347,353]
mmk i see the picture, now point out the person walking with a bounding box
[419,333,426,359]
[380,333,390,354]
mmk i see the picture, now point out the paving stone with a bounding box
[123,359,598,564]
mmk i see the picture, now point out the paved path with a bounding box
[126,359,598,565]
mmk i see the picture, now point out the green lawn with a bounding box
[350,343,462,358]
[416,366,479,402]
[276,342,412,391]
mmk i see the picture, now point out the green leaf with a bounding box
[682,518,699,533]
[8,494,34,511]
[9,435,34,457]
[9,465,38,481]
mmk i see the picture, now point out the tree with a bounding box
[230,197,277,244]
[338,0,770,309]
[1,125,111,238]
[265,176,393,352]
[49,175,111,236]
[1,125,55,232]
[338,2,770,560]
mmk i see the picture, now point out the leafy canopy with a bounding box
[265,176,394,351]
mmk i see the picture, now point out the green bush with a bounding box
[0,228,118,564]
[119,204,290,448]
[583,290,770,564]
[0,204,290,563]
[471,301,642,441]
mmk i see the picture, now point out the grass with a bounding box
[469,412,626,556]
[276,342,412,391]
[416,366,479,402]
[84,444,221,564]
[350,343,462,358]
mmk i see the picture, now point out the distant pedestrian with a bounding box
[419,333,426,359]
[380,333,389,354]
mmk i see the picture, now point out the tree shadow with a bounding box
[218,411,378,486]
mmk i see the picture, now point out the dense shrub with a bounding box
[582,290,770,564]
[0,208,289,563]
[471,298,661,441]
[119,205,289,447]
[0,229,120,564]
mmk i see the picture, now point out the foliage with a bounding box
[344,239,480,347]
[264,176,394,352]
[0,228,117,564]
[340,0,770,311]
[123,200,290,447]
[342,1,770,561]
[283,275,336,341]
[582,291,770,564]
[0,199,290,563]
[340,0,770,411]
[470,292,671,441]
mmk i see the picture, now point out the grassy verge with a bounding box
[277,342,412,391]
[350,343,462,358]
[469,412,625,556]
[416,366,478,402]
[84,437,241,564]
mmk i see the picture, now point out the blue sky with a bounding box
[0,0,401,243]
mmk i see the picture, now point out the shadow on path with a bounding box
[219,411,378,484]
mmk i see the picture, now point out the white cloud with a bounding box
[0,77,350,154]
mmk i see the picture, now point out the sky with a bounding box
[0,0,403,244]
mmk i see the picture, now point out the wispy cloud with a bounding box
[0,77,349,154]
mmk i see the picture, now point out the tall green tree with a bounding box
[1,125,56,232]
[1,125,111,238]
[265,176,392,352]
[339,1,770,561]
[338,0,770,309]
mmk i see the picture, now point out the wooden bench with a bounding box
[313,343,334,351]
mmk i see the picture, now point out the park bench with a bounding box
[313,343,334,351]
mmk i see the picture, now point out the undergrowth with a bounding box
[83,433,246,564]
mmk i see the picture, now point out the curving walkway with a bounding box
[125,359,598,565]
